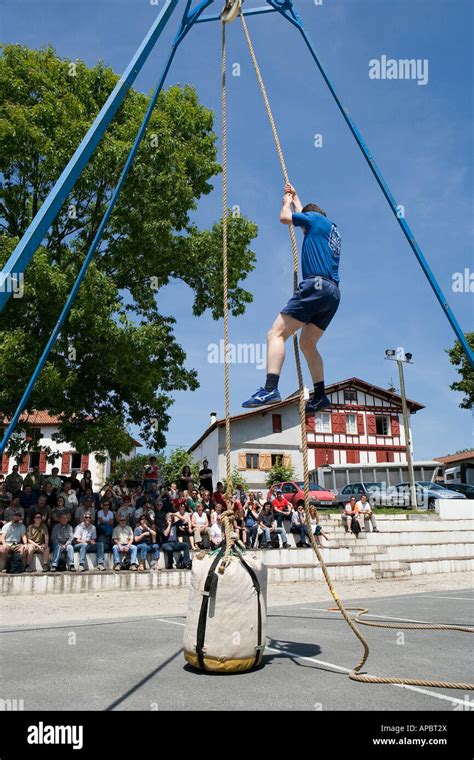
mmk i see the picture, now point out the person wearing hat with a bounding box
[271,488,292,532]
[0,510,33,572]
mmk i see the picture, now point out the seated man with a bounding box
[50,513,74,571]
[71,512,105,571]
[257,502,290,548]
[116,495,136,528]
[161,512,191,569]
[26,493,51,528]
[96,500,114,546]
[271,489,292,528]
[0,511,34,572]
[341,496,360,536]
[355,494,379,533]
[45,467,63,493]
[74,496,96,527]
[3,496,25,524]
[112,517,138,571]
[26,512,50,571]
[134,516,160,571]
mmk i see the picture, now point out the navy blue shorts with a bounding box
[280,276,340,331]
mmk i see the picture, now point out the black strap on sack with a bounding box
[196,547,225,670]
[238,555,264,669]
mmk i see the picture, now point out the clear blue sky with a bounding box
[2,0,473,460]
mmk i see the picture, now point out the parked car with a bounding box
[443,483,474,500]
[392,481,466,509]
[335,482,385,507]
[277,481,338,509]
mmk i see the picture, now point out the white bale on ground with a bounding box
[183,549,267,673]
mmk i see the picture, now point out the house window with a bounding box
[272,414,282,433]
[246,453,259,470]
[375,416,391,436]
[346,414,357,434]
[29,451,40,470]
[344,389,357,403]
[315,413,331,433]
[71,452,82,470]
[31,428,42,442]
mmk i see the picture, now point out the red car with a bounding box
[277,481,338,509]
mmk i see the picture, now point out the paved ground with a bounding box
[1,587,473,711]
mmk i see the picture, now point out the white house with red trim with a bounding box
[1,412,141,490]
[188,377,426,491]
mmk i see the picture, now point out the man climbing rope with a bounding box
[242,182,341,412]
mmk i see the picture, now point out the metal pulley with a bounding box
[220,0,243,23]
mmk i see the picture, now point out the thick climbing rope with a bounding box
[220,20,238,571]
[237,10,473,690]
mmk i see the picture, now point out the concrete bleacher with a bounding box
[1,513,472,593]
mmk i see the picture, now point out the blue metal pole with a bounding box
[0,1,214,457]
[272,2,474,366]
[0,0,180,314]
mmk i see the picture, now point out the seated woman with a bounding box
[190,504,210,549]
[175,503,197,551]
[26,512,50,571]
[234,508,247,546]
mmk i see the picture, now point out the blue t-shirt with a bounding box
[292,211,341,284]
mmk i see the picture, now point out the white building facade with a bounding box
[1,412,140,491]
[189,378,424,491]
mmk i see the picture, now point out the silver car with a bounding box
[393,481,466,509]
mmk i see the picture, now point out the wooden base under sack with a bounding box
[183,547,267,674]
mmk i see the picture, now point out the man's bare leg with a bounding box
[242,313,303,407]
[299,322,331,411]
[299,323,325,383]
[267,313,305,375]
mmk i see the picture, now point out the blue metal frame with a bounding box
[0,0,213,456]
[1,0,472,456]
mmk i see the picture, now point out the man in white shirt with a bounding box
[71,513,105,571]
[355,494,379,532]
[112,517,138,570]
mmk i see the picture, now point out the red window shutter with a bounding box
[19,454,29,473]
[346,450,360,464]
[331,413,344,434]
[1,453,9,473]
[61,451,71,474]
[80,454,90,472]
[305,415,315,432]
[327,449,334,465]
[39,451,47,474]
[391,415,400,436]
[387,451,395,463]
[357,414,365,435]
[366,414,377,435]
[314,449,326,467]
[376,450,387,463]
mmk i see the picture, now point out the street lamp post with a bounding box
[385,348,417,509]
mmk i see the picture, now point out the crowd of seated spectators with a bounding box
[0,456,329,575]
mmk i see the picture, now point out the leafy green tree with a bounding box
[447,334,474,409]
[223,466,249,493]
[110,447,199,487]
[0,45,257,458]
[265,458,296,489]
